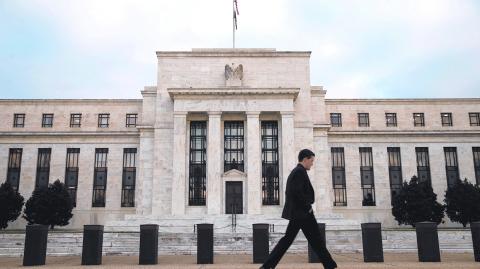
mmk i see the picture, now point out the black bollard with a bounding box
[471,221,480,262]
[81,225,104,265]
[252,223,269,263]
[361,222,384,262]
[197,223,213,264]
[23,224,49,266]
[415,221,440,262]
[308,223,326,263]
[139,224,159,265]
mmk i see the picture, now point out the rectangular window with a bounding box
[13,113,25,128]
[444,147,459,188]
[189,121,207,206]
[358,113,369,127]
[441,112,453,126]
[385,113,397,127]
[415,147,431,186]
[387,147,402,206]
[92,148,108,207]
[126,113,137,128]
[224,121,244,172]
[413,113,425,127]
[98,113,110,128]
[121,148,137,207]
[35,148,51,189]
[70,113,82,128]
[359,147,375,206]
[65,148,80,207]
[331,147,347,206]
[469,113,480,126]
[42,113,54,128]
[261,121,280,205]
[7,148,23,191]
[473,147,480,186]
[330,113,342,127]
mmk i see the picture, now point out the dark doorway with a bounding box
[225,181,243,214]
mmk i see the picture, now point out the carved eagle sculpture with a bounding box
[225,63,243,81]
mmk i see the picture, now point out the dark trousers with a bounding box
[262,212,337,269]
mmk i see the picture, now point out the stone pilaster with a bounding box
[207,111,222,215]
[247,111,261,214]
[171,111,188,215]
[280,111,296,204]
[137,127,154,215]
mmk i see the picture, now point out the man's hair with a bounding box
[298,148,315,162]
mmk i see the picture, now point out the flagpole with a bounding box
[233,0,235,48]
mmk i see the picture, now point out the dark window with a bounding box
[13,113,25,128]
[7,148,22,191]
[444,147,460,188]
[98,113,110,128]
[387,147,402,206]
[331,147,347,206]
[126,113,137,128]
[92,148,108,207]
[385,113,397,127]
[65,148,80,207]
[441,113,452,126]
[413,113,425,127]
[330,113,342,127]
[70,113,82,128]
[42,113,53,128]
[35,148,51,189]
[358,113,369,127]
[261,121,280,205]
[121,148,137,207]
[415,147,431,187]
[359,147,375,206]
[473,147,480,186]
[70,113,82,127]
[189,121,207,206]
[469,113,480,126]
[224,121,244,172]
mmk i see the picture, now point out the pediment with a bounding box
[222,169,247,178]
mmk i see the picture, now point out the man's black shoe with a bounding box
[324,262,337,269]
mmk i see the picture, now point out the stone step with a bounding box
[0,229,473,257]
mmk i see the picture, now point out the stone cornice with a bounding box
[167,87,300,100]
[327,130,480,136]
[157,48,311,58]
[0,99,142,104]
[0,131,140,137]
[141,89,157,97]
[325,98,480,105]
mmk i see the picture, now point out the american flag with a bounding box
[233,0,239,29]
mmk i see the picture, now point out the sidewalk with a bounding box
[0,253,477,268]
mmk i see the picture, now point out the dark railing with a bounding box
[333,186,347,206]
[121,189,135,207]
[92,189,106,207]
[231,204,237,232]
[362,186,376,206]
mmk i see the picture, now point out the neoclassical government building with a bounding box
[1,48,480,230]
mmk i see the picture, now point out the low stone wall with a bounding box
[0,228,473,257]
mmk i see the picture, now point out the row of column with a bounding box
[171,111,295,215]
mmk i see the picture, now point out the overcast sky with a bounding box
[0,0,479,99]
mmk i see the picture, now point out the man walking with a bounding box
[260,149,338,269]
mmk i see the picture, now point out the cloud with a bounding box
[1,0,479,99]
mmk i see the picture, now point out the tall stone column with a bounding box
[281,111,296,202]
[137,127,154,215]
[171,111,187,215]
[207,111,222,215]
[247,111,261,214]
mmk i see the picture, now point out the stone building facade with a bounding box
[1,48,479,230]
